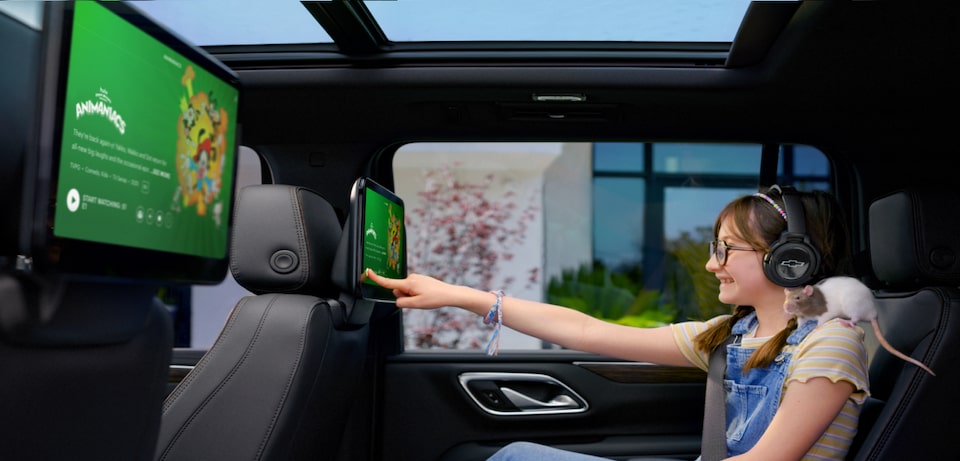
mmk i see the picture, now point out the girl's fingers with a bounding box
[366,268,406,292]
[365,268,388,285]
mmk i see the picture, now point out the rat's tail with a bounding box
[872,320,936,376]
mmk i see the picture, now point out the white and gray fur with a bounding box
[783,276,936,376]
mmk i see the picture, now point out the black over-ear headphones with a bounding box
[758,185,821,287]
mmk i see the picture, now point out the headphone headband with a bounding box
[758,184,820,287]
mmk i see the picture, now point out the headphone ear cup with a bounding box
[763,237,820,287]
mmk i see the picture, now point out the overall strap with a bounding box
[701,334,738,461]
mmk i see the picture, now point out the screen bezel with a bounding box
[344,177,406,302]
[24,1,241,284]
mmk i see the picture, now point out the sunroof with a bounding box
[136,0,332,46]
[135,0,757,48]
[365,0,753,43]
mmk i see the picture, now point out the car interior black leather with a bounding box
[848,186,960,460]
[154,184,370,461]
[0,276,173,461]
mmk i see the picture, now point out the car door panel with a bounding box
[380,352,705,461]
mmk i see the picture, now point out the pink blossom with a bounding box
[405,162,540,350]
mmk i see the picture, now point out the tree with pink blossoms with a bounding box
[403,163,540,350]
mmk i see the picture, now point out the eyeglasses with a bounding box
[709,240,758,266]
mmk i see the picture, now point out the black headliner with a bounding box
[208,1,954,205]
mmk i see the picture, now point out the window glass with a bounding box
[136,0,759,47]
[664,187,751,239]
[593,177,644,269]
[365,0,753,43]
[394,143,564,350]
[594,143,645,173]
[662,186,755,320]
[654,143,761,174]
[792,144,831,176]
[393,142,830,351]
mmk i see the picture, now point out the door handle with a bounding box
[500,386,580,409]
[458,372,588,415]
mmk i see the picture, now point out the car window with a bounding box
[393,142,831,351]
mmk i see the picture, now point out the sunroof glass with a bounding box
[365,0,754,43]
[133,0,766,47]
[137,0,332,47]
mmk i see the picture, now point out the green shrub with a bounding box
[547,262,677,327]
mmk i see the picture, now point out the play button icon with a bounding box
[66,188,80,212]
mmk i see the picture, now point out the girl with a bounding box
[366,186,869,461]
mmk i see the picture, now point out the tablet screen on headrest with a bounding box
[358,178,406,301]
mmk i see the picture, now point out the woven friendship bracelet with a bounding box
[484,290,504,356]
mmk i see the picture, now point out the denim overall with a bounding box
[486,314,822,461]
[724,312,819,457]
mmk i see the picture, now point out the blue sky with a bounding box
[2,1,756,47]
[137,0,754,47]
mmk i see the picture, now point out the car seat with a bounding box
[848,186,960,460]
[154,184,369,461]
[0,278,172,461]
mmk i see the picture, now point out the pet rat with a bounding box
[783,276,936,376]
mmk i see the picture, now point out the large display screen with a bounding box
[53,1,238,259]
[24,1,241,283]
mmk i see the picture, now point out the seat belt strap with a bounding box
[701,334,737,461]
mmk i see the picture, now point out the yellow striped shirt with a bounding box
[672,315,869,460]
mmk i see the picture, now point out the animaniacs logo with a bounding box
[75,87,126,134]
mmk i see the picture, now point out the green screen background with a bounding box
[362,186,405,284]
[52,2,238,259]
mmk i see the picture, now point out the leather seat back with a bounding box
[849,187,960,460]
[0,279,172,461]
[155,185,369,461]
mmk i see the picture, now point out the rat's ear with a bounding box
[803,285,814,296]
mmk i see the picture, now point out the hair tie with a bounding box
[753,192,787,221]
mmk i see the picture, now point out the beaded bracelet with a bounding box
[483,290,504,356]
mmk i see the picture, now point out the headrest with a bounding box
[869,187,960,288]
[230,185,343,296]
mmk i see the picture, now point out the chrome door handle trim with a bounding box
[500,386,579,409]
[458,371,589,416]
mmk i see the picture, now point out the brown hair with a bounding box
[694,186,852,372]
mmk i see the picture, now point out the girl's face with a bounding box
[705,216,777,307]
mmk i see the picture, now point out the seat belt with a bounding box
[701,334,738,461]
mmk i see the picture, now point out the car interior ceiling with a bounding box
[229,1,947,205]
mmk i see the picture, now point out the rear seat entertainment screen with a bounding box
[52,1,239,261]
[361,180,406,291]
[332,177,406,304]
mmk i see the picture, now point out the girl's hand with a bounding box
[364,269,463,310]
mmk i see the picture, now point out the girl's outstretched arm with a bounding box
[365,269,691,366]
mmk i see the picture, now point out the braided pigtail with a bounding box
[695,305,754,355]
[742,316,798,373]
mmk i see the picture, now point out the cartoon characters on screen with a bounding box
[387,203,402,272]
[175,65,230,223]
